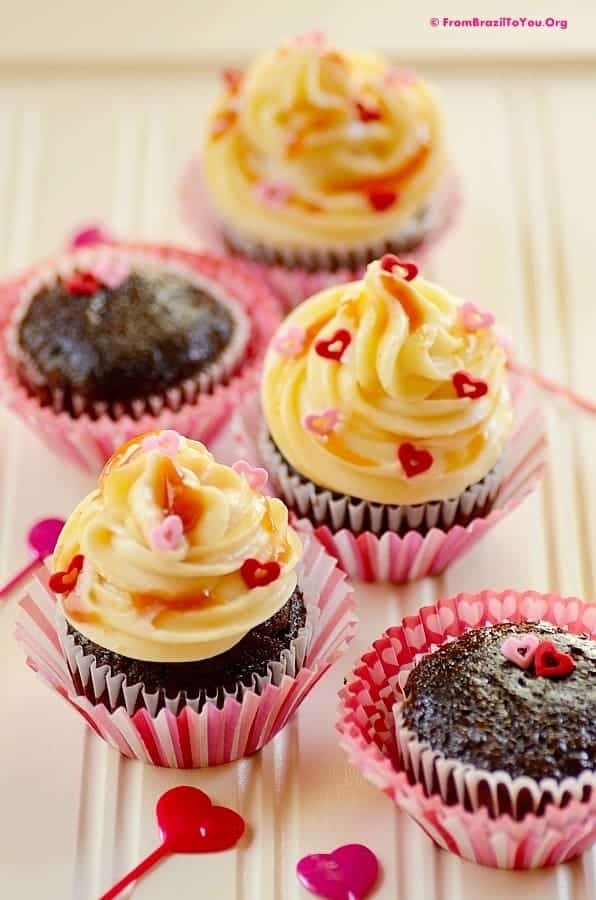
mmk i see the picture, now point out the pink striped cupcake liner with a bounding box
[179,157,460,310]
[0,241,282,472]
[216,375,547,584]
[16,534,357,768]
[337,589,596,869]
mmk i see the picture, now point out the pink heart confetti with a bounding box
[149,515,184,552]
[254,180,292,207]
[501,634,539,670]
[68,222,113,250]
[142,430,181,457]
[458,301,495,332]
[91,259,131,290]
[271,325,306,358]
[297,844,379,900]
[303,407,341,437]
[232,460,269,491]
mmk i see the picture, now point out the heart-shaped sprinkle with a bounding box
[142,430,181,457]
[297,844,379,900]
[380,253,419,281]
[49,554,85,594]
[302,407,341,437]
[254,180,292,207]
[501,634,540,670]
[355,101,381,122]
[64,271,101,296]
[315,329,351,362]
[241,558,281,588]
[222,68,243,93]
[90,259,130,290]
[68,223,113,250]
[232,460,269,491]
[367,186,398,211]
[452,370,489,399]
[458,301,495,332]
[149,515,184,552]
[272,325,307,358]
[534,641,576,678]
[398,442,433,478]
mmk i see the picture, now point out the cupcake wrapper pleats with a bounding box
[16,534,357,768]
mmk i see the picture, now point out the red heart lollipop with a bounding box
[99,786,246,900]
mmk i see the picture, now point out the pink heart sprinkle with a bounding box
[142,430,181,457]
[254,180,292,208]
[501,634,540,670]
[302,407,341,437]
[68,222,113,250]
[297,844,379,900]
[150,515,184,552]
[232,460,269,491]
[90,259,130,290]
[459,301,495,332]
[271,325,307,358]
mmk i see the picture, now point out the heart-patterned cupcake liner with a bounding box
[216,375,546,584]
[0,241,281,472]
[179,157,460,310]
[16,534,357,768]
[337,590,596,869]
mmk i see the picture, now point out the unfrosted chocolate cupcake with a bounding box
[10,248,250,419]
[50,431,308,715]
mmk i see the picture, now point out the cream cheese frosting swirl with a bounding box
[202,36,447,250]
[53,433,302,662]
[262,258,513,505]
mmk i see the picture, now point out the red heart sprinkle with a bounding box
[314,329,351,362]
[380,253,419,281]
[398,443,433,478]
[367,187,398,211]
[452,370,489,400]
[49,554,84,594]
[64,271,101,296]
[534,641,576,678]
[222,68,244,93]
[355,101,381,122]
[241,558,281,588]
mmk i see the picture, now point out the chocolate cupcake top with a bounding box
[51,432,302,662]
[12,250,250,416]
[202,33,447,251]
[400,621,596,780]
[262,256,512,505]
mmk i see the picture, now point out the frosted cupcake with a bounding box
[185,33,456,307]
[50,430,308,712]
[261,254,513,538]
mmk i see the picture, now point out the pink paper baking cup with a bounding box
[337,589,596,869]
[16,534,357,768]
[0,241,282,472]
[179,157,460,310]
[220,375,547,584]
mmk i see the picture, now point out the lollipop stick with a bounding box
[0,555,42,599]
[99,843,170,900]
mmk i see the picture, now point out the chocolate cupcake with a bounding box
[395,621,596,818]
[261,255,513,539]
[50,430,310,715]
[10,248,250,419]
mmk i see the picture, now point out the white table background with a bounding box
[1,2,596,898]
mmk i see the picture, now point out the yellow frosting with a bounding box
[262,259,513,505]
[202,37,447,250]
[53,433,302,662]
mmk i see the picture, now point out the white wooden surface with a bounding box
[1,7,596,898]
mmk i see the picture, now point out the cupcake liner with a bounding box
[259,431,505,537]
[16,534,357,768]
[57,595,313,717]
[179,157,460,309]
[221,375,546,583]
[337,589,596,869]
[0,241,281,472]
